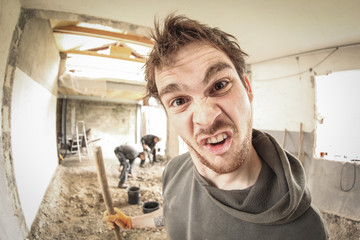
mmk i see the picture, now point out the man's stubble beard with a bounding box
[184,118,253,174]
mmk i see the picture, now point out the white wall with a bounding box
[11,68,58,227]
[252,55,316,132]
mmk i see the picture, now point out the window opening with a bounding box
[315,70,360,161]
[142,100,167,156]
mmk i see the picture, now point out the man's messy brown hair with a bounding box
[144,13,248,102]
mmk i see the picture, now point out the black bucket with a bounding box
[142,201,160,214]
[127,186,140,204]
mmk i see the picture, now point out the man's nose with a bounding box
[192,98,221,127]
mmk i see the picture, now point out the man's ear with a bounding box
[244,75,253,102]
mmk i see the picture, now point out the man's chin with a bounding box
[189,147,243,174]
[202,156,243,174]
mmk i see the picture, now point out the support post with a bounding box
[298,123,303,160]
[282,129,287,149]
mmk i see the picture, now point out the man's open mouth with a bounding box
[206,133,227,145]
[201,132,232,155]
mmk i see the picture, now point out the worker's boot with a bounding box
[118,182,128,189]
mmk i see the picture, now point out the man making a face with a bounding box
[104,14,328,240]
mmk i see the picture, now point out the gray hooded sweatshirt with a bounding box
[162,129,328,240]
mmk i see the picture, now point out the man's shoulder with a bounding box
[167,152,192,167]
[120,144,131,150]
[163,152,192,179]
[303,204,329,239]
[142,134,156,139]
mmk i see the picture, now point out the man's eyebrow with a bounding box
[159,83,182,99]
[203,62,233,84]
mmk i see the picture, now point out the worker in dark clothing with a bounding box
[114,145,145,188]
[140,134,161,167]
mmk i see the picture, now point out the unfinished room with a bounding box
[1,0,359,239]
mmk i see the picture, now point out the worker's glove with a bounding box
[103,207,132,230]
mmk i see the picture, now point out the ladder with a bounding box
[70,121,90,161]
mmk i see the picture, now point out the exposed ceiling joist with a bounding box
[53,25,154,47]
[64,49,146,63]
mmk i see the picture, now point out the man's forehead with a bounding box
[155,44,228,76]
[157,41,217,69]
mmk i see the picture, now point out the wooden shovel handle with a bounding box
[94,146,122,240]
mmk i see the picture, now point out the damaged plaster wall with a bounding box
[0,0,26,239]
[1,6,60,239]
[251,44,360,222]
[64,99,139,159]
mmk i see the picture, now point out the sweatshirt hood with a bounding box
[194,129,311,225]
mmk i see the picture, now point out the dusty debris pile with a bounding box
[29,155,169,240]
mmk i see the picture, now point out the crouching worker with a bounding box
[114,145,146,188]
[140,134,161,166]
[104,14,328,239]
[103,207,164,230]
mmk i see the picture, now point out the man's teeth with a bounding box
[206,133,227,144]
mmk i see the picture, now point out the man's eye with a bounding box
[170,98,187,107]
[213,81,228,91]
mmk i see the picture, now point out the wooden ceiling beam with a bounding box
[54,25,153,47]
[64,50,146,63]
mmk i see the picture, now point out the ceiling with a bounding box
[18,0,360,102]
[51,21,153,102]
[19,0,360,64]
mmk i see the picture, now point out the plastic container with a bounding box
[142,201,160,214]
[127,186,140,204]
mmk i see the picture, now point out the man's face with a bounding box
[155,42,253,174]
